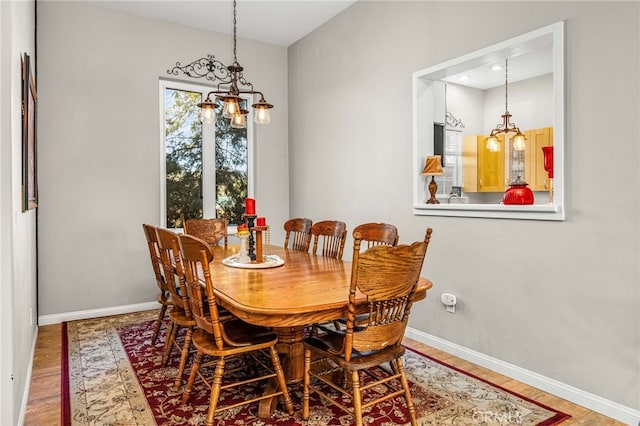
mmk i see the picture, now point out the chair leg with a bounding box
[182,350,204,404]
[205,357,226,426]
[395,357,418,426]
[162,321,177,366]
[152,304,168,344]
[302,348,311,420]
[173,327,193,392]
[269,346,293,414]
[351,369,363,426]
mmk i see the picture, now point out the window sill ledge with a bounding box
[413,202,564,221]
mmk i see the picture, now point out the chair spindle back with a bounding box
[345,228,432,360]
[284,218,313,252]
[311,220,347,259]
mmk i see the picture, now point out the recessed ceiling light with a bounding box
[459,75,470,81]
[491,64,502,71]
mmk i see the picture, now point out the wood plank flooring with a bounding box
[24,322,626,425]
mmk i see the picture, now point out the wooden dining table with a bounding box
[206,244,433,416]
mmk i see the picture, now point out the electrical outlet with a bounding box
[441,293,457,314]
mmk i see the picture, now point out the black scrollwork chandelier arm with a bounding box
[166,56,262,98]
[167,54,230,82]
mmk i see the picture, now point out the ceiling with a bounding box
[89,0,357,47]
[442,45,553,91]
[88,0,549,88]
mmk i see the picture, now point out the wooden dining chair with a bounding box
[142,223,172,344]
[331,222,400,332]
[183,216,228,247]
[178,234,294,424]
[283,217,313,252]
[155,227,197,392]
[302,228,433,426]
[352,222,399,249]
[311,220,347,260]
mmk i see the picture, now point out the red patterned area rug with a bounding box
[62,310,570,425]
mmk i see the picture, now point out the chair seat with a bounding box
[191,319,278,356]
[305,332,406,371]
[168,306,196,327]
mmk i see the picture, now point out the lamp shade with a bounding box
[542,146,554,178]
[422,155,445,176]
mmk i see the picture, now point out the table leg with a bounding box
[257,325,306,418]
[273,326,306,383]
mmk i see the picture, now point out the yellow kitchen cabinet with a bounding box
[463,134,505,192]
[524,127,553,191]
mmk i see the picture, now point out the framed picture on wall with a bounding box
[22,53,38,211]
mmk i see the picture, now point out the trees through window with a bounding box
[161,81,251,228]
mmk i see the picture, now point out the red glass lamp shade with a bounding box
[503,179,534,205]
[542,146,554,178]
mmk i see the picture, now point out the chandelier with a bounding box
[486,58,526,152]
[167,0,273,128]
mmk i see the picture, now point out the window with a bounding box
[159,80,254,228]
[412,22,564,220]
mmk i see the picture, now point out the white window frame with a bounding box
[158,79,255,229]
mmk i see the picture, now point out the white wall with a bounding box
[447,74,553,136]
[36,2,289,316]
[447,83,484,135]
[483,74,553,132]
[0,1,38,423]
[288,0,639,414]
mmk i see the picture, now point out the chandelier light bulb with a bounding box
[230,110,248,129]
[201,106,216,125]
[513,133,526,151]
[486,136,500,152]
[254,107,270,125]
[197,98,219,125]
[222,97,240,119]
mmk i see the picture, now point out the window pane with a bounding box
[164,88,203,227]
[215,98,248,225]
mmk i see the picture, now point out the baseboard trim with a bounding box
[405,327,640,426]
[37,302,159,326]
[18,328,38,426]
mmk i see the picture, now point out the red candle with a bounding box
[245,198,256,215]
[256,217,266,227]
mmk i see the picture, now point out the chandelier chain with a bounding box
[166,0,273,127]
[504,58,509,113]
[232,0,238,64]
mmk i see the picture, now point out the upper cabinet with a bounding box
[462,127,553,193]
[412,22,565,220]
[525,127,553,191]
[463,134,505,193]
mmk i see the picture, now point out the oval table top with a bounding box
[207,245,433,328]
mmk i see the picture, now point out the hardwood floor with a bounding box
[24,322,625,425]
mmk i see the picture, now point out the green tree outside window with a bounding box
[164,87,248,228]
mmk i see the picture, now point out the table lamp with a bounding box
[422,155,445,204]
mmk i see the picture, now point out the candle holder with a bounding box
[245,214,257,261]
[235,232,251,263]
[251,225,269,262]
